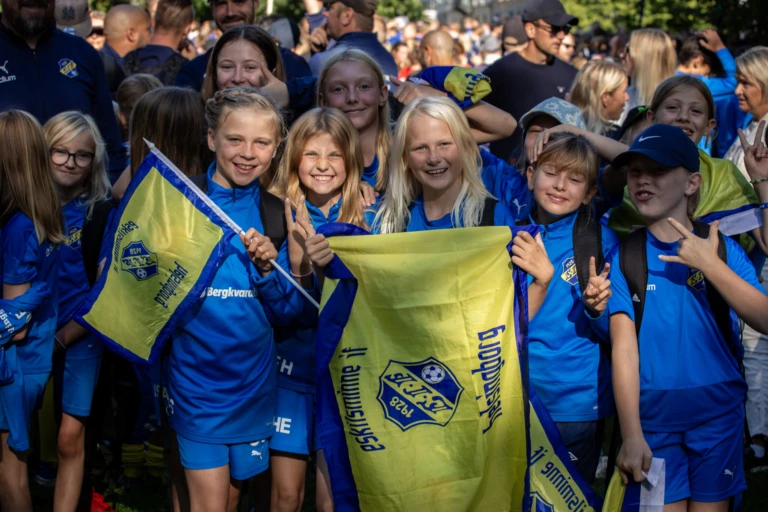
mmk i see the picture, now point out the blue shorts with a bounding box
[640,407,746,504]
[555,419,605,485]
[0,372,48,432]
[53,355,102,417]
[270,387,313,456]
[176,433,270,481]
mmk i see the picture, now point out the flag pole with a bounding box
[144,140,320,309]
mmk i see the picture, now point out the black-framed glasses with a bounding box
[50,148,94,168]
[533,21,572,35]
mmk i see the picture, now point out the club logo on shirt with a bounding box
[120,240,158,281]
[0,60,16,85]
[66,225,82,249]
[58,58,78,78]
[686,268,706,293]
[377,357,463,431]
[560,257,578,286]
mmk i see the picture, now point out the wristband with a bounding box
[750,177,768,185]
[760,202,768,210]
[290,268,313,278]
[55,335,66,350]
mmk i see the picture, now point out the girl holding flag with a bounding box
[0,110,64,510]
[268,106,373,512]
[43,111,112,512]
[608,124,768,510]
[166,88,313,511]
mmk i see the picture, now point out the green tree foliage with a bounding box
[376,0,424,20]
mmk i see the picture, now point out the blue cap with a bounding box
[612,124,700,173]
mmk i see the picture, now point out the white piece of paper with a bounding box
[639,457,666,511]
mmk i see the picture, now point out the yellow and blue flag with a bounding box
[314,223,601,511]
[74,151,234,364]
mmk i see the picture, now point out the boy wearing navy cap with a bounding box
[607,124,768,509]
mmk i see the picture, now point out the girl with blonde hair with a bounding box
[623,29,677,109]
[42,111,113,512]
[0,110,64,510]
[570,60,630,135]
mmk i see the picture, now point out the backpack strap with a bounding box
[259,190,287,249]
[82,199,118,287]
[573,205,604,295]
[122,50,140,76]
[189,173,208,194]
[619,228,648,337]
[692,221,735,357]
[479,197,498,227]
[159,53,188,85]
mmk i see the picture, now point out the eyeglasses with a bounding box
[533,21,572,36]
[50,148,94,168]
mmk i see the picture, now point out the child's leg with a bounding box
[185,466,231,512]
[554,420,605,484]
[743,320,768,459]
[54,413,86,512]
[664,500,689,512]
[270,454,307,512]
[0,430,32,509]
[168,431,190,512]
[688,501,730,512]
[315,449,334,512]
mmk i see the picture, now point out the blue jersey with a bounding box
[608,231,762,431]
[362,155,379,188]
[168,165,308,443]
[0,24,127,177]
[479,149,533,221]
[58,200,103,360]
[527,210,618,422]
[405,197,517,231]
[276,198,375,393]
[1,212,60,374]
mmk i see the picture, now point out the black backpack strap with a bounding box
[122,50,140,76]
[692,221,734,356]
[573,205,604,295]
[259,190,287,249]
[479,197,498,227]
[82,199,118,287]
[189,173,208,194]
[159,54,188,85]
[619,228,648,336]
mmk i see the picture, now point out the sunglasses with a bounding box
[88,27,104,37]
[533,21,572,35]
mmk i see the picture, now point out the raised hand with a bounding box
[658,218,721,274]
[698,29,725,52]
[738,120,768,182]
[582,256,611,315]
[296,215,334,269]
[511,231,554,285]
[390,76,446,106]
[255,60,289,108]
[284,198,311,275]
[240,228,277,274]
[531,124,583,163]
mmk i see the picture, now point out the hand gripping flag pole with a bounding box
[144,140,320,309]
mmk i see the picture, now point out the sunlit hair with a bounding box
[202,25,286,101]
[130,87,207,178]
[271,108,368,229]
[736,46,768,103]
[44,112,111,218]
[569,60,628,134]
[317,49,391,192]
[374,96,489,234]
[206,87,286,189]
[0,110,64,244]
[627,29,677,106]
[532,132,599,200]
[650,74,715,144]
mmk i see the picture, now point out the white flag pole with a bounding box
[144,140,320,309]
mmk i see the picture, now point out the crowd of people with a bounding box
[1,0,768,510]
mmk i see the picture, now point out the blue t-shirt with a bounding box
[479,149,532,221]
[608,230,762,431]
[57,200,103,360]
[168,165,308,443]
[527,210,618,422]
[405,197,516,231]
[362,155,379,188]
[1,212,60,374]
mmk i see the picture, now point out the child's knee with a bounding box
[274,484,304,512]
[57,424,85,460]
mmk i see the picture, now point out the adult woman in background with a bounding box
[622,29,677,111]
[569,60,629,135]
[724,46,768,471]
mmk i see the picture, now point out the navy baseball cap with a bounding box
[612,124,700,173]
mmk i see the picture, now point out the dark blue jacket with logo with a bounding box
[0,21,127,180]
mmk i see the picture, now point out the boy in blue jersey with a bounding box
[608,124,768,510]
[524,132,618,484]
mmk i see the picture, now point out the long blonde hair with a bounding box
[374,96,489,234]
[317,49,391,192]
[627,29,677,106]
[0,110,65,244]
[44,111,111,218]
[271,108,368,229]
[570,60,628,134]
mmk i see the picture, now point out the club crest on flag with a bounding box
[377,357,463,431]
[530,492,555,512]
[120,240,159,281]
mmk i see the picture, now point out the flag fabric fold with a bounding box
[74,151,235,364]
[314,223,600,512]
